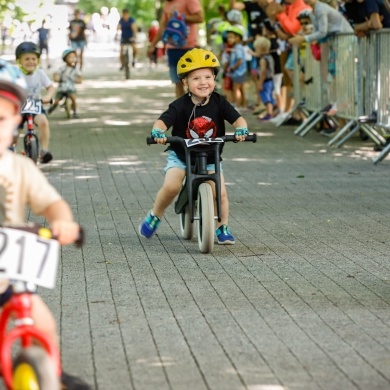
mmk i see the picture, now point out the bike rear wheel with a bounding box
[13,346,59,390]
[180,205,194,240]
[25,135,39,164]
[197,183,215,253]
[123,46,131,80]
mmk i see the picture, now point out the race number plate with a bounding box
[21,99,42,115]
[0,228,59,289]
[184,138,224,147]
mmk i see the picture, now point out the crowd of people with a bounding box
[208,0,390,131]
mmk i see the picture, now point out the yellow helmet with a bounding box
[177,48,220,79]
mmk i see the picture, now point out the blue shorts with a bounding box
[232,74,246,84]
[167,48,192,84]
[164,150,221,174]
[259,79,275,106]
[71,40,86,50]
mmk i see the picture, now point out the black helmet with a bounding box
[15,41,41,59]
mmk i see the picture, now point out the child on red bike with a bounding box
[139,48,249,245]
[0,59,90,389]
[14,41,55,164]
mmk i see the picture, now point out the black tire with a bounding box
[25,136,39,164]
[124,48,130,80]
[180,205,194,240]
[13,346,60,390]
[197,183,215,253]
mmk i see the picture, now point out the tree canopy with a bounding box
[76,0,231,26]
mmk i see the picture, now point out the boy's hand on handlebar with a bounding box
[234,127,249,142]
[41,96,53,105]
[50,221,80,246]
[151,129,167,144]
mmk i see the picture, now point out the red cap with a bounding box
[0,90,21,107]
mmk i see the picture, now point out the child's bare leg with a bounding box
[69,94,77,113]
[266,102,273,116]
[35,114,50,150]
[152,167,185,217]
[239,84,246,108]
[31,295,59,348]
[209,172,229,228]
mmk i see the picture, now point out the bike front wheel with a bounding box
[180,205,194,240]
[13,346,60,390]
[123,47,130,80]
[197,183,215,253]
[25,135,39,164]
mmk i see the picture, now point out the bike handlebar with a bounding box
[1,224,85,248]
[146,134,257,145]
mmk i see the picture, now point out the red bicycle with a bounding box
[0,224,84,390]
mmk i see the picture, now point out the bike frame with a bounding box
[177,140,223,224]
[22,112,39,151]
[0,289,61,389]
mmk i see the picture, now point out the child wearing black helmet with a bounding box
[139,48,249,245]
[48,48,82,119]
[14,41,55,164]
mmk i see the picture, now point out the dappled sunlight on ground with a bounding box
[254,131,275,137]
[80,79,172,90]
[248,386,287,390]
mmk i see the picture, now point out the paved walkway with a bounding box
[18,43,390,390]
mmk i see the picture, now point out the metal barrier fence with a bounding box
[285,30,390,164]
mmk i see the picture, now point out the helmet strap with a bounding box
[17,59,39,75]
[188,92,208,106]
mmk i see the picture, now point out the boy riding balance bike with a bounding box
[139,48,253,247]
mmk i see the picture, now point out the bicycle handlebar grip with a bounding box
[224,134,257,143]
[246,134,257,143]
[75,226,85,248]
[146,137,156,145]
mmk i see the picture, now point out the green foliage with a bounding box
[76,0,232,26]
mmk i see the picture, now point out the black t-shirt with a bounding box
[158,92,241,163]
[270,37,281,74]
[69,19,87,42]
[343,1,368,25]
[364,0,390,27]
[243,1,266,37]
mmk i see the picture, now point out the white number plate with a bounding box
[185,138,224,147]
[21,99,42,115]
[0,228,59,289]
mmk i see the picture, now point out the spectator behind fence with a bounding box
[289,0,353,46]
[229,0,267,43]
[346,0,390,36]
[341,0,367,28]
[265,0,311,123]
[253,36,275,121]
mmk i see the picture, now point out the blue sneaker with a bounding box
[216,225,235,245]
[139,210,161,238]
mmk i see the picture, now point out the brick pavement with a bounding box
[18,43,390,390]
